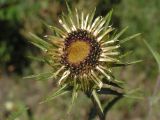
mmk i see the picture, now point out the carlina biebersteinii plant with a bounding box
[25,2,142,120]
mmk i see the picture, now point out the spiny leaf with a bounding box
[143,39,160,71]
[30,33,51,49]
[43,56,55,67]
[114,26,128,40]
[29,33,52,51]
[40,19,67,37]
[44,35,63,48]
[88,8,96,27]
[120,33,141,44]
[127,60,143,65]
[119,51,133,59]
[72,81,78,104]
[110,60,142,67]
[67,83,78,114]
[65,0,72,14]
[30,41,47,51]
[123,94,143,100]
[124,87,143,100]
[40,85,69,104]
[61,13,73,31]
[92,90,103,114]
[102,79,123,89]
[41,91,69,104]
[50,26,67,37]
[125,87,142,95]
[114,79,126,84]
[23,72,53,81]
[104,9,113,29]
[45,35,63,41]
[26,55,45,62]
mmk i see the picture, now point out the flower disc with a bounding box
[67,40,90,64]
[61,29,102,76]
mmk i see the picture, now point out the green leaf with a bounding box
[114,26,128,40]
[26,55,45,62]
[50,26,67,37]
[40,85,69,104]
[43,56,55,67]
[120,33,141,44]
[119,51,133,59]
[124,87,144,100]
[92,90,103,114]
[126,87,142,94]
[67,83,78,114]
[87,8,96,28]
[29,33,52,51]
[114,79,126,84]
[104,9,113,29]
[45,35,63,42]
[110,60,142,67]
[40,19,67,37]
[123,94,143,100]
[23,72,53,81]
[65,0,72,14]
[143,39,160,71]
[102,79,123,89]
[72,81,78,104]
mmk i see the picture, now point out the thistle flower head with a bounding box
[30,5,122,90]
[27,3,141,117]
[40,6,123,92]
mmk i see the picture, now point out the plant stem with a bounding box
[103,94,123,119]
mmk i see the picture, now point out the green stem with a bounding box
[103,94,123,119]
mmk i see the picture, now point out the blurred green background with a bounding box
[0,0,160,120]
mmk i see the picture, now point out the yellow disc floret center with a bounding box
[67,40,90,64]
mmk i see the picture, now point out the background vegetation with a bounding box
[0,0,160,120]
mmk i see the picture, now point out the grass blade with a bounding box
[143,39,160,71]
